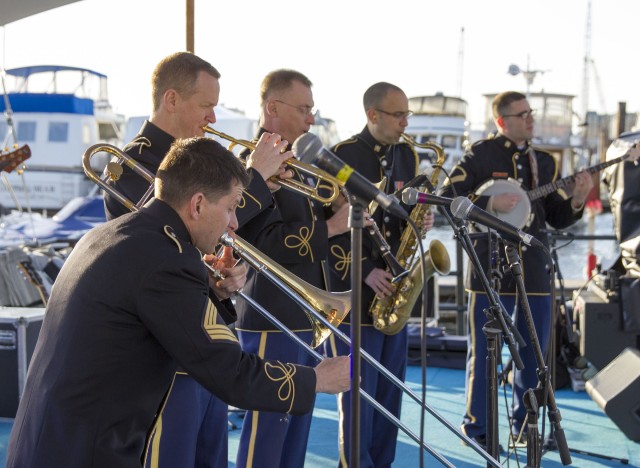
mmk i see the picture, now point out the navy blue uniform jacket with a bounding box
[6,199,316,468]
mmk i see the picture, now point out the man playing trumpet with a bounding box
[103,52,293,468]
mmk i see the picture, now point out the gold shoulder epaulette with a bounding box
[163,225,183,253]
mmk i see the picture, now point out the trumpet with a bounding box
[203,126,341,205]
[82,142,500,467]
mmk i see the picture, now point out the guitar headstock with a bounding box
[0,145,31,173]
[17,260,48,305]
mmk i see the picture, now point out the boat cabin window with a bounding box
[442,135,458,149]
[17,122,36,142]
[48,122,69,143]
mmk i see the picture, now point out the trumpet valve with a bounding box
[106,162,124,181]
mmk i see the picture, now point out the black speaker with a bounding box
[0,308,44,418]
[573,290,639,370]
[586,347,640,441]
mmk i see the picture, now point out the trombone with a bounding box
[82,143,500,467]
[82,143,348,349]
[203,126,341,205]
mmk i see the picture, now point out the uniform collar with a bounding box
[494,133,530,152]
[358,126,389,157]
[126,120,176,160]
[141,198,192,244]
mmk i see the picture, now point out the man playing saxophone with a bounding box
[326,82,434,467]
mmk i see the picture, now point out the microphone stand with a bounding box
[504,244,572,466]
[347,194,366,468]
[438,207,525,464]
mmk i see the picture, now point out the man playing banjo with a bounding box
[439,90,592,449]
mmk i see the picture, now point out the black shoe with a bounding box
[462,435,504,453]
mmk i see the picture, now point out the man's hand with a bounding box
[365,268,395,299]
[245,132,292,190]
[491,193,520,213]
[570,170,594,209]
[326,202,351,238]
[203,245,247,300]
[314,356,351,394]
[422,210,435,232]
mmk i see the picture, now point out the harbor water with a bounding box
[426,210,618,284]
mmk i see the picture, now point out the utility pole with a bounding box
[186,0,194,53]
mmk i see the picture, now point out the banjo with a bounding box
[474,145,640,230]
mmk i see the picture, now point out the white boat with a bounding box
[0,65,125,212]
[405,93,469,176]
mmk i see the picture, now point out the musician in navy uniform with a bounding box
[6,137,350,468]
[439,91,592,448]
[102,52,290,468]
[326,82,434,467]
[234,69,351,468]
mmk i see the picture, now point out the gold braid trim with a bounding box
[448,166,468,185]
[203,299,238,343]
[331,244,351,281]
[123,136,151,155]
[163,226,182,253]
[285,226,314,261]
[240,189,264,209]
[264,361,297,413]
[282,166,318,261]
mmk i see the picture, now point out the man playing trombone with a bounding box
[103,52,293,468]
[6,137,351,468]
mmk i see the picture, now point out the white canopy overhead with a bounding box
[1,0,83,26]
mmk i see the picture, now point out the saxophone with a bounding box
[369,134,451,335]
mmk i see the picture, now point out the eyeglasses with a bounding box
[374,108,413,119]
[502,109,536,120]
[274,99,316,116]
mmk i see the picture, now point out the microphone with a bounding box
[292,133,408,219]
[450,196,543,247]
[401,187,454,207]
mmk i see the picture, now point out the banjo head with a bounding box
[473,178,530,230]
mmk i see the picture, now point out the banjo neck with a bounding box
[526,152,633,202]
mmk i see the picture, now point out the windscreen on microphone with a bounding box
[450,196,473,220]
[291,132,323,165]
[401,188,420,205]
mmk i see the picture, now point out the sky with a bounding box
[1,0,639,140]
